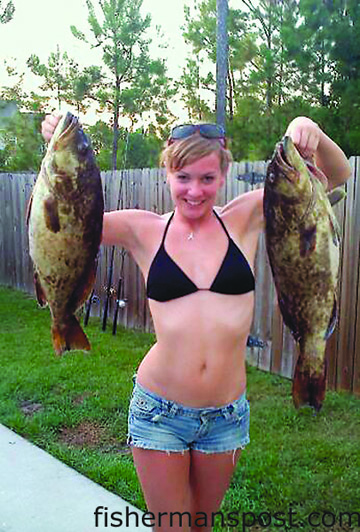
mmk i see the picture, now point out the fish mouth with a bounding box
[56,112,80,142]
[276,136,328,188]
[268,136,298,184]
[48,112,80,150]
[277,136,297,171]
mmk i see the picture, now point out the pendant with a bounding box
[187,232,194,241]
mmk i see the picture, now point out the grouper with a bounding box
[28,112,104,355]
[264,136,344,411]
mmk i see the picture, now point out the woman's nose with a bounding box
[188,180,202,197]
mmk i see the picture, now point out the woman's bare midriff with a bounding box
[136,290,254,407]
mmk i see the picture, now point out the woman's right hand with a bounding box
[41,113,62,143]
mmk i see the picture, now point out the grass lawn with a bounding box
[0,285,359,531]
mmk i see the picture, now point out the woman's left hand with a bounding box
[285,116,321,160]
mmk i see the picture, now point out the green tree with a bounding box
[86,120,162,170]
[86,120,114,170]
[326,0,360,155]
[71,0,174,171]
[181,0,256,119]
[241,0,301,110]
[0,0,14,23]
[27,47,102,113]
[1,60,49,112]
[283,0,335,107]
[287,0,360,155]
[0,111,44,172]
[176,57,212,121]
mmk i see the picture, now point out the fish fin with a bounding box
[44,195,60,233]
[327,186,346,206]
[292,352,327,412]
[329,210,342,247]
[26,193,33,226]
[51,316,91,356]
[299,224,317,257]
[325,297,338,340]
[34,272,47,307]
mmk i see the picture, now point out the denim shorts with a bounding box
[127,379,250,454]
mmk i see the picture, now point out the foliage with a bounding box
[181,0,255,118]
[85,120,163,170]
[228,96,317,161]
[71,0,175,170]
[0,285,359,531]
[176,57,212,122]
[179,0,360,158]
[0,111,44,172]
[0,0,14,24]
[2,0,360,166]
[0,60,49,113]
[27,47,102,114]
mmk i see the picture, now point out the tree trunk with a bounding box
[216,0,228,129]
[227,61,234,121]
[112,78,121,172]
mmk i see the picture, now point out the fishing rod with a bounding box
[112,249,127,335]
[102,128,129,331]
[84,288,95,327]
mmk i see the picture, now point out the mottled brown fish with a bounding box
[264,136,343,411]
[28,112,104,355]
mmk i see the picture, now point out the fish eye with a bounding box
[77,137,90,155]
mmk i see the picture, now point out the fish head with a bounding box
[266,135,328,196]
[45,112,95,185]
[266,135,313,199]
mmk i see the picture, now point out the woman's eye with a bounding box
[203,175,215,183]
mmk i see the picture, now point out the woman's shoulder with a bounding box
[102,208,169,249]
[218,188,265,237]
[220,188,264,220]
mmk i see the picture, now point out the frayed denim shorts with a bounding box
[127,378,250,454]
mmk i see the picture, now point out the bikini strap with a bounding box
[160,211,175,245]
[213,209,231,240]
[162,210,229,244]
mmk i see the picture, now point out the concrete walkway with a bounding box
[0,424,149,532]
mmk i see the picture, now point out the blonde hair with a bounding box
[160,134,232,174]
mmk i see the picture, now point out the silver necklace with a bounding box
[187,231,195,241]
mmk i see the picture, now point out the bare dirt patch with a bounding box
[20,400,43,416]
[72,392,93,405]
[58,420,131,454]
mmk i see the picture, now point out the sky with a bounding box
[0,0,197,124]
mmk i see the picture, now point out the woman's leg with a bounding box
[132,447,242,532]
[132,447,192,532]
[189,449,242,532]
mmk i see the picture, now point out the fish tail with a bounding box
[292,352,327,412]
[51,316,91,355]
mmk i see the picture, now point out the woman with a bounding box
[42,115,351,531]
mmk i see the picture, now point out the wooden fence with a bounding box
[0,160,359,395]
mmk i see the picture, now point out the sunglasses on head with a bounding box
[168,123,227,147]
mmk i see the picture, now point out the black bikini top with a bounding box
[146,210,255,302]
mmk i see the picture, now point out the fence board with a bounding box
[336,167,358,391]
[0,162,359,395]
[351,159,360,394]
